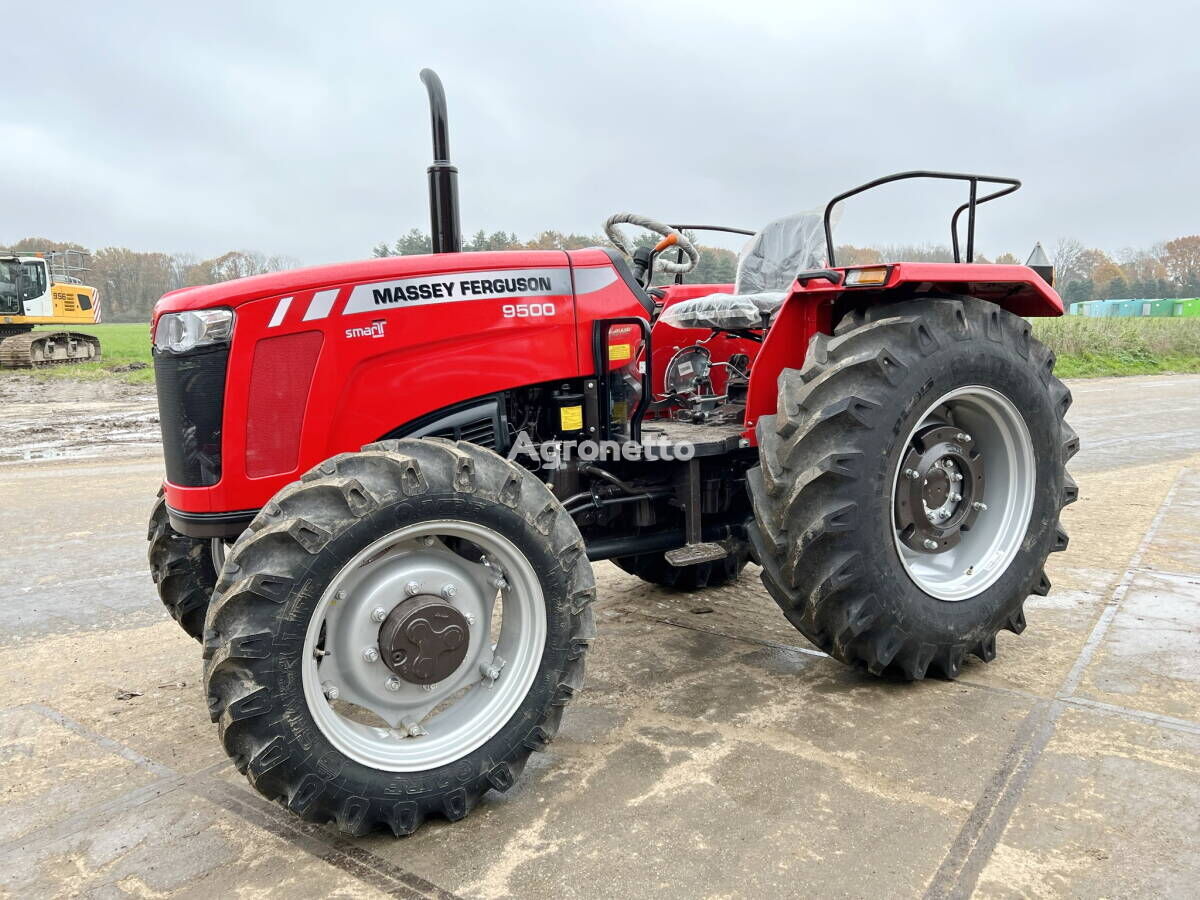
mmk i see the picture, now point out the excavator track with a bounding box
[0,330,102,368]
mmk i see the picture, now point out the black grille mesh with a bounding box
[154,345,229,486]
[423,411,498,450]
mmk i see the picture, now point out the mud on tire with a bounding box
[202,438,596,836]
[148,492,218,641]
[748,297,1077,679]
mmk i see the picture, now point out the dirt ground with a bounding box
[2,373,1199,898]
[0,375,159,465]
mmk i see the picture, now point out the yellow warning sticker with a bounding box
[559,405,583,431]
[609,343,632,362]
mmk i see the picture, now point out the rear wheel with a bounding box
[203,439,595,835]
[748,298,1077,678]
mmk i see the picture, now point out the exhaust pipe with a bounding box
[419,68,462,254]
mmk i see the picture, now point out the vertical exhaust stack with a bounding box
[419,68,462,254]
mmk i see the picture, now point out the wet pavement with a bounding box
[1,373,1198,898]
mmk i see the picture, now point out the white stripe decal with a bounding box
[573,267,618,295]
[268,296,292,327]
[302,288,339,321]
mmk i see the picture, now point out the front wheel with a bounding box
[748,298,1078,679]
[203,439,595,835]
[148,492,218,641]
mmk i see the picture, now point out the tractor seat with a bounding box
[660,211,827,331]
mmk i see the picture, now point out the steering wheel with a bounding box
[604,213,700,274]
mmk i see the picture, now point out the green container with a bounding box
[1135,299,1175,317]
[1172,298,1200,317]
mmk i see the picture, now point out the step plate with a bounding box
[664,542,728,567]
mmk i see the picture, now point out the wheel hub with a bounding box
[378,598,470,684]
[895,424,986,554]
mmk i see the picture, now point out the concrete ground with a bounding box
[2,373,1199,899]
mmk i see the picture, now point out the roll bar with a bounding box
[823,171,1021,267]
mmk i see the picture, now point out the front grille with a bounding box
[154,345,229,486]
[245,332,324,478]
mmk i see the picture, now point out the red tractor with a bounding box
[148,70,1075,836]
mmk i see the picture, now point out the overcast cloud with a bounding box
[4,0,1198,264]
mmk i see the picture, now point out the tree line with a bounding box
[0,237,297,322]
[1048,237,1200,303]
[374,227,741,286]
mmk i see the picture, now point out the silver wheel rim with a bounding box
[301,519,546,772]
[891,385,1035,601]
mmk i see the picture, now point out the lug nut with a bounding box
[949,493,962,503]
[322,682,340,700]
[440,584,458,600]
[956,432,972,444]
[973,501,988,511]
[334,590,346,601]
[465,613,476,626]
[405,580,421,596]
[492,576,508,591]
[361,647,379,663]
[923,539,939,551]
[385,676,402,692]
[370,606,387,623]
[420,535,435,546]
[401,718,427,737]
[904,468,920,480]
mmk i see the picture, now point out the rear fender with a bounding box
[742,263,1063,441]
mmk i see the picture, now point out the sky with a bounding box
[4,0,1198,266]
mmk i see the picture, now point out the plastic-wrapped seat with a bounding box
[660,211,828,331]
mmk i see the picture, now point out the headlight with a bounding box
[154,309,233,353]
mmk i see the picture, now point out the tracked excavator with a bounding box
[0,249,102,367]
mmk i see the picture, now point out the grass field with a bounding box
[3,316,1199,385]
[15,324,154,383]
[1032,316,1200,377]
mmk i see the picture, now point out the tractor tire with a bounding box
[148,492,218,641]
[202,438,595,836]
[748,297,1077,679]
[612,547,749,590]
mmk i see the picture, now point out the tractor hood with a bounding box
[153,251,573,318]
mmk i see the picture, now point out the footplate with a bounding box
[664,542,728,567]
